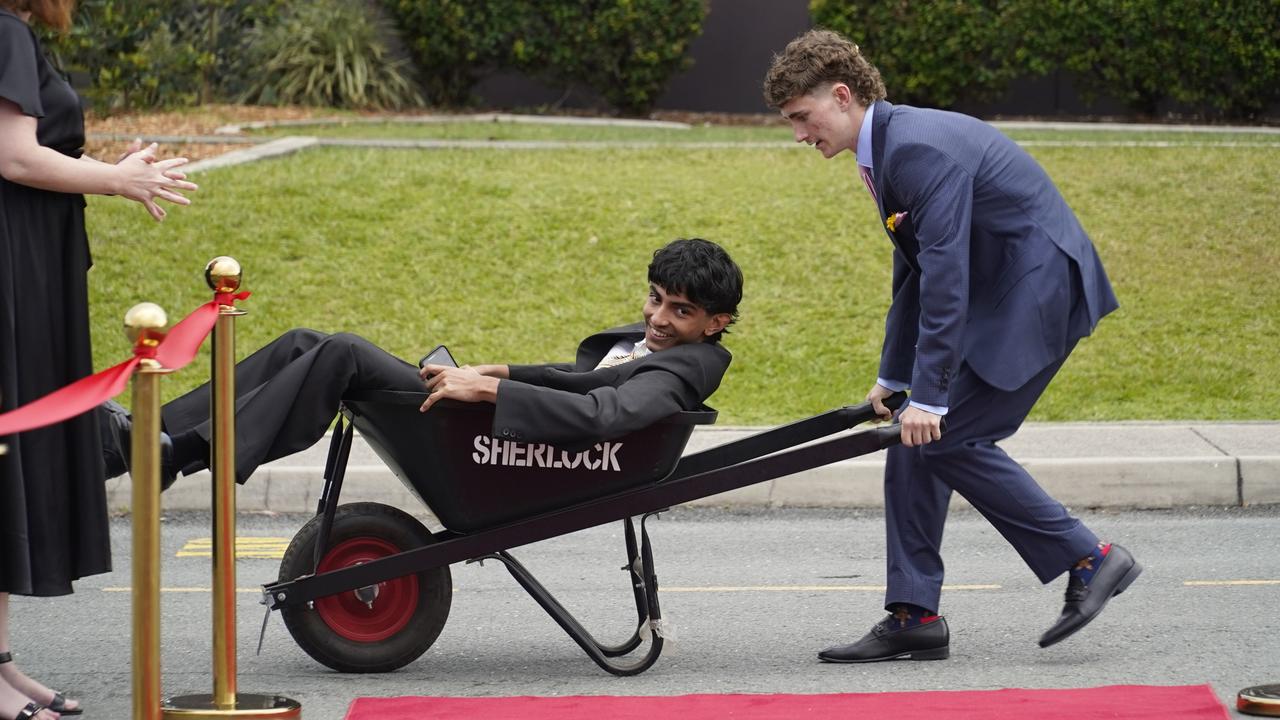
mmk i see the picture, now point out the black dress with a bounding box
[0,9,111,596]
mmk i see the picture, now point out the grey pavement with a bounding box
[104,420,1280,516]
[12,506,1280,718]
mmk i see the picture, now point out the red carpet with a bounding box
[345,684,1229,720]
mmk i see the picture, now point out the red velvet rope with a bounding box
[155,291,250,369]
[0,291,250,436]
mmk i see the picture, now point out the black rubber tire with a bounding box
[278,502,452,673]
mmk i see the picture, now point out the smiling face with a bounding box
[780,83,863,159]
[642,283,731,351]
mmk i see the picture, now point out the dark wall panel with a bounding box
[656,0,811,113]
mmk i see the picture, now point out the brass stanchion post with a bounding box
[164,258,300,719]
[126,303,173,720]
[1239,685,1280,716]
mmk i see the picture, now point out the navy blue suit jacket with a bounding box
[869,101,1118,406]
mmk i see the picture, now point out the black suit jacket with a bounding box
[493,323,730,448]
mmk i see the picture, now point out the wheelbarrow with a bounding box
[261,390,906,676]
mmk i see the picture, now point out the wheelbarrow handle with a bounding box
[870,423,904,449]
[839,390,909,428]
[883,390,909,412]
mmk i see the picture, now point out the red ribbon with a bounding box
[156,291,250,369]
[0,291,250,437]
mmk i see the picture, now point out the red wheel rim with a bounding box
[315,536,419,642]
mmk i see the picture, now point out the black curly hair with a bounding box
[647,238,743,342]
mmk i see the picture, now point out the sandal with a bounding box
[0,653,80,716]
[8,702,48,720]
[47,692,81,716]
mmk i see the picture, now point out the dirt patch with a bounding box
[82,105,790,162]
[83,103,343,135]
[83,104,338,163]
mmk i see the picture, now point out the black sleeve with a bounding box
[0,16,44,117]
[492,366,689,448]
[492,344,728,448]
[508,363,579,388]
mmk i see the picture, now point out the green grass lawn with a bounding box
[246,118,1280,147]
[83,137,1280,424]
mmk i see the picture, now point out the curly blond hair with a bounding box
[763,29,886,109]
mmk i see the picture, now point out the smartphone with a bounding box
[419,344,458,369]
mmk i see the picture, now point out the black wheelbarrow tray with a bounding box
[261,390,906,676]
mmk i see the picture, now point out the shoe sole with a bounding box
[819,645,950,663]
[1038,558,1144,648]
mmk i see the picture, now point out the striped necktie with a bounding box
[859,164,878,203]
[596,343,649,370]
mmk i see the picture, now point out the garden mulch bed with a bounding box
[84,104,339,163]
[83,105,789,163]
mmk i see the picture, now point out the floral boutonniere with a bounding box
[886,211,909,233]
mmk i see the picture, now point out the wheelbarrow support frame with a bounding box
[263,395,905,674]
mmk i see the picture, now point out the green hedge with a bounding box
[810,0,1023,109]
[384,0,705,115]
[811,0,1280,121]
[380,0,517,107]
[1022,0,1280,119]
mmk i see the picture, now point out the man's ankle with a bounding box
[889,603,940,629]
[1069,542,1112,585]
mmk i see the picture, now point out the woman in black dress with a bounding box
[0,1,197,717]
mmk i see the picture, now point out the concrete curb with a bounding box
[182,136,319,174]
[105,422,1280,516]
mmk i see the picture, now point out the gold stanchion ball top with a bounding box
[205,256,243,294]
[123,302,168,347]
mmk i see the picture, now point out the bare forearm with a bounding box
[3,144,122,195]
[1,103,194,220]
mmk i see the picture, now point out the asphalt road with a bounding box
[10,505,1279,719]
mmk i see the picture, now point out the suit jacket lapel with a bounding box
[871,99,892,221]
[869,100,921,271]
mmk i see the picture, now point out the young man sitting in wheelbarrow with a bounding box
[100,237,743,489]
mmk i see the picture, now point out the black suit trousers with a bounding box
[161,328,423,483]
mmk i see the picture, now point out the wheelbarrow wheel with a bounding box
[278,501,452,673]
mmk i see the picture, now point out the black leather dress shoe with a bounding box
[1039,543,1142,648]
[98,400,178,491]
[819,615,950,663]
[100,400,131,478]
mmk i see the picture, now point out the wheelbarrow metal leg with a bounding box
[313,415,356,572]
[592,517,648,657]
[484,546,665,676]
[639,511,662,629]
